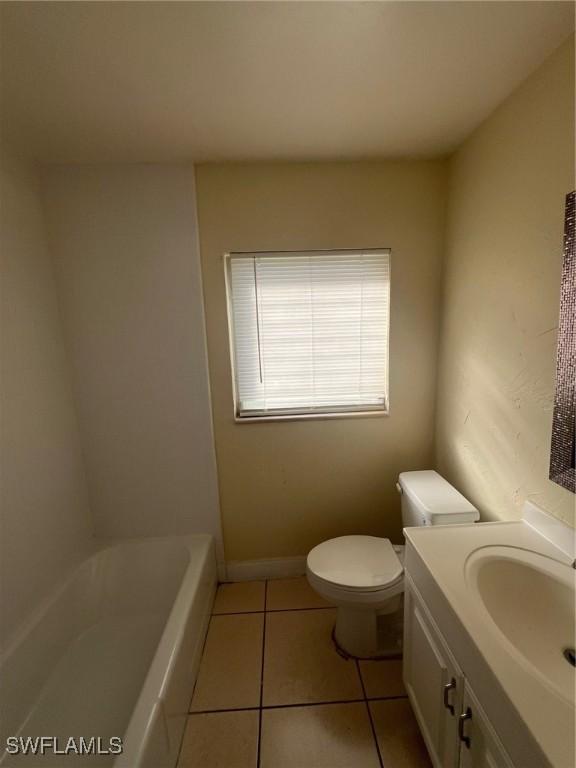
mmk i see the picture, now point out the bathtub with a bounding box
[0,535,217,767]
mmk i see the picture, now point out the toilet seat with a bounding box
[307,535,403,592]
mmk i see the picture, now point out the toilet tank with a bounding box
[398,470,479,527]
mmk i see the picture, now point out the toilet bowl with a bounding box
[307,535,404,658]
[306,470,479,658]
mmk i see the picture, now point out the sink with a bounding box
[465,545,576,703]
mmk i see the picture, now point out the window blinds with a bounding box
[226,250,390,418]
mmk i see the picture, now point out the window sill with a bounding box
[234,409,389,424]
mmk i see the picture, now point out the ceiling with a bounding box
[1,1,574,163]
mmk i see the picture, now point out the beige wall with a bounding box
[41,166,223,558]
[0,149,93,649]
[435,38,575,527]
[196,161,448,561]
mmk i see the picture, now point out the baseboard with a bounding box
[224,556,307,582]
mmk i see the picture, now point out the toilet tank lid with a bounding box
[398,470,479,519]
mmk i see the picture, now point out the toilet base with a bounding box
[333,598,403,659]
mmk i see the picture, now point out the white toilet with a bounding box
[306,470,479,659]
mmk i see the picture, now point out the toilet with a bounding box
[306,470,479,658]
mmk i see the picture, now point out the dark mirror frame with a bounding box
[549,190,575,493]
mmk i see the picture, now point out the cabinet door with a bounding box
[457,683,514,768]
[403,579,462,768]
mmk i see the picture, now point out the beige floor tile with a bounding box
[178,710,259,768]
[260,702,381,768]
[190,614,263,711]
[263,609,362,706]
[359,657,406,699]
[370,699,432,767]
[266,576,331,610]
[213,581,265,614]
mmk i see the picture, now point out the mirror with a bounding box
[549,190,575,493]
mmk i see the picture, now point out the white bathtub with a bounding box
[0,535,217,767]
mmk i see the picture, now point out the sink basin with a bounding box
[465,545,576,703]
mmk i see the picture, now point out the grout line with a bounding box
[267,605,333,613]
[212,605,333,617]
[258,698,365,711]
[256,580,268,768]
[356,659,384,768]
[188,695,408,716]
[189,706,262,715]
[355,658,365,696]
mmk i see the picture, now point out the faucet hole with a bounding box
[563,647,576,667]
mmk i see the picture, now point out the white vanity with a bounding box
[402,504,575,768]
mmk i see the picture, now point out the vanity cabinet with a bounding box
[457,683,514,768]
[404,576,513,768]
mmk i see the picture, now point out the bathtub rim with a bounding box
[114,533,216,767]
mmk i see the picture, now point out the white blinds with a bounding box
[227,250,390,417]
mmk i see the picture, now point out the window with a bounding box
[225,249,390,420]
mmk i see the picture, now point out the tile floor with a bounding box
[179,576,431,768]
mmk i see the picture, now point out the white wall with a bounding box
[41,165,222,558]
[0,149,93,650]
[435,38,575,526]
